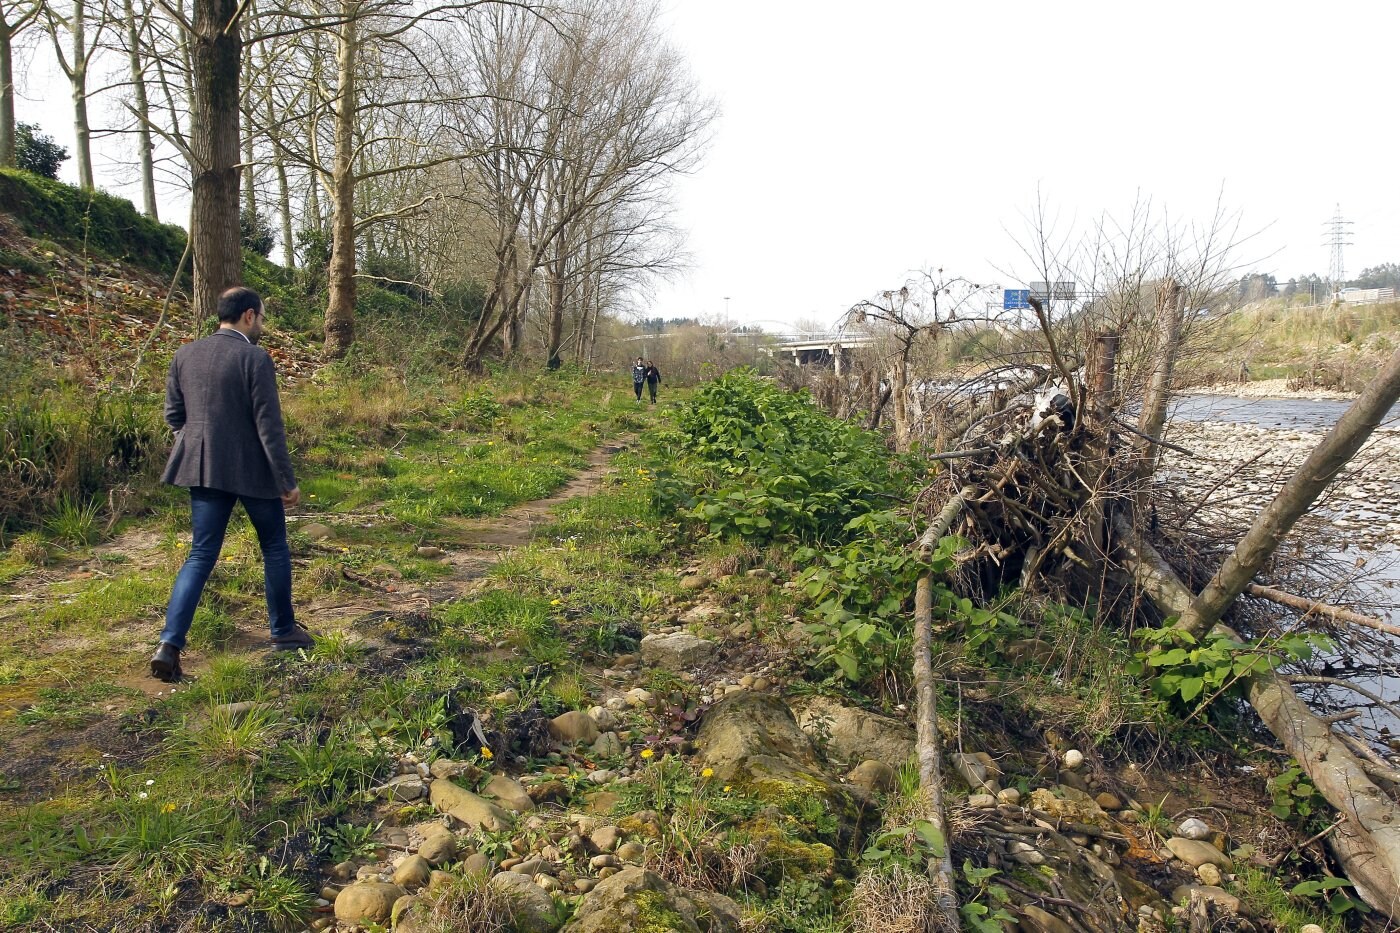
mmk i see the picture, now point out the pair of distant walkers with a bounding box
[632,357,662,404]
[150,287,314,682]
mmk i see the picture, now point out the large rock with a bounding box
[1028,786,1110,828]
[563,867,738,932]
[1165,837,1231,870]
[1171,883,1241,914]
[429,779,512,831]
[491,871,563,933]
[1018,904,1075,933]
[484,773,535,812]
[550,710,601,745]
[333,882,404,925]
[695,692,858,844]
[697,692,824,783]
[795,696,914,769]
[640,632,717,670]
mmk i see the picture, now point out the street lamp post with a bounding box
[723,296,731,319]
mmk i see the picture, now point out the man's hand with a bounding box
[282,487,301,507]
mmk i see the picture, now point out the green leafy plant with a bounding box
[1291,876,1364,916]
[655,370,910,545]
[1268,764,1324,823]
[959,861,1015,932]
[1128,627,1327,709]
[320,821,382,862]
[861,820,946,874]
[797,518,954,683]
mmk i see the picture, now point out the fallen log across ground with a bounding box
[1115,513,1400,917]
[911,488,974,930]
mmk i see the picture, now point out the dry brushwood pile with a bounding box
[907,335,1400,921]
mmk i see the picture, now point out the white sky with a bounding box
[18,0,1400,332]
[649,0,1400,330]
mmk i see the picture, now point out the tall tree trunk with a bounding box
[64,0,95,191]
[241,56,256,227]
[72,81,93,190]
[189,0,244,322]
[122,0,157,218]
[322,3,358,358]
[545,247,565,369]
[1176,347,1400,638]
[0,13,20,167]
[266,88,294,267]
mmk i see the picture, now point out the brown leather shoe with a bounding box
[151,642,182,682]
[272,623,315,651]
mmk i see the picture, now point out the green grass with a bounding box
[0,370,679,927]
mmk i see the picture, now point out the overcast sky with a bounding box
[21,0,1399,332]
[649,0,1400,330]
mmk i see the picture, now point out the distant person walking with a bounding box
[644,361,662,404]
[632,356,647,403]
[151,287,313,682]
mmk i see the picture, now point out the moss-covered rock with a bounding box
[563,867,739,933]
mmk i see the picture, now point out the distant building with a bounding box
[1338,287,1396,305]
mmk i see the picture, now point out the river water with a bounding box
[1164,393,1400,740]
[1170,393,1400,433]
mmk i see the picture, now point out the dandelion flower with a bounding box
[481,748,494,760]
[701,768,714,779]
[723,785,732,792]
[161,802,177,813]
[640,749,654,760]
[550,599,562,606]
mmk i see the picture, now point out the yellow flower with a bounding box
[723,785,732,792]
[480,747,494,760]
[550,599,562,606]
[161,802,177,813]
[640,749,654,760]
[701,768,714,779]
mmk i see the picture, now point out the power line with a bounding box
[1323,203,1354,290]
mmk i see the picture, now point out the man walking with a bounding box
[151,287,313,682]
[632,356,646,403]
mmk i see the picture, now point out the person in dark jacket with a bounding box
[644,361,661,404]
[151,287,313,682]
[632,357,646,402]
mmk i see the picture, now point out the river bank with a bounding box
[1181,378,1358,401]
[1160,408,1400,554]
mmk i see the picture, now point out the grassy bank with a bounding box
[1182,300,1400,390]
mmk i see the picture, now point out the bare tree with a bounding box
[44,0,108,190]
[456,0,712,371]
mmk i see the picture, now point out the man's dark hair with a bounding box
[217,287,264,323]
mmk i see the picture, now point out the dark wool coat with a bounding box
[161,330,297,499]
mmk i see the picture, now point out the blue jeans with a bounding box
[160,487,296,649]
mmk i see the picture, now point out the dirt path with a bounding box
[0,440,630,797]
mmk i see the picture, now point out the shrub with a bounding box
[14,123,67,179]
[655,370,909,545]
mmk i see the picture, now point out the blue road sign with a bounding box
[1004,289,1030,310]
